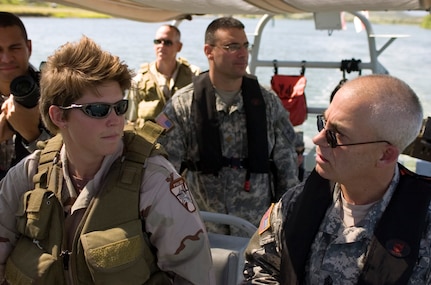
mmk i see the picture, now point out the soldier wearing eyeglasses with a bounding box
[243,74,431,285]
[126,24,201,128]
[0,36,215,285]
[158,17,299,236]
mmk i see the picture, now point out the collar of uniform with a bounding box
[63,140,124,214]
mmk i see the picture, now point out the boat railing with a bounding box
[201,211,257,285]
[248,12,408,75]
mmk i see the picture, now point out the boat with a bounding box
[48,1,431,284]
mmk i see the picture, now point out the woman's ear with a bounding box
[49,105,67,128]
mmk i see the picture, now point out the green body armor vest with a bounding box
[5,122,171,285]
[136,58,194,127]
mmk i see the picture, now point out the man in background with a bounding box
[0,12,50,179]
[159,17,299,235]
[126,24,200,128]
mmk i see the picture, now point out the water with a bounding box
[21,16,431,168]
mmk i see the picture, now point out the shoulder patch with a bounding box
[258,203,275,235]
[169,175,196,213]
[155,112,174,132]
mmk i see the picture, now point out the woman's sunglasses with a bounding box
[59,99,128,119]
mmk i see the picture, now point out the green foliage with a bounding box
[0,2,111,18]
[12,0,47,4]
[0,0,22,4]
[421,14,431,29]
[0,0,41,3]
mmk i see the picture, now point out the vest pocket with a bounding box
[6,189,66,284]
[80,220,154,285]
[5,237,65,285]
[16,189,56,240]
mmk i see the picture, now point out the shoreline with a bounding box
[1,4,111,19]
[1,4,430,28]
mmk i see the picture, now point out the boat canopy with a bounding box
[51,0,429,113]
[53,0,430,22]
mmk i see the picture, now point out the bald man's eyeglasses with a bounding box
[317,115,391,148]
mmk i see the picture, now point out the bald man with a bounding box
[126,25,200,128]
[243,74,431,285]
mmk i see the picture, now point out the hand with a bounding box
[1,96,41,142]
[0,112,15,143]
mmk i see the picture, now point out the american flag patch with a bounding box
[258,203,275,235]
[155,112,174,131]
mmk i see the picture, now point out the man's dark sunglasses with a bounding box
[316,115,391,148]
[153,39,174,46]
[59,99,128,119]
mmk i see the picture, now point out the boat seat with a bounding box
[201,211,257,285]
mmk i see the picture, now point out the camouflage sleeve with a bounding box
[140,155,215,285]
[410,202,431,284]
[262,87,299,200]
[158,86,194,171]
[0,152,39,281]
[243,202,284,284]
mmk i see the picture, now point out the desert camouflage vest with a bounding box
[136,58,194,124]
[280,164,431,285]
[5,122,171,285]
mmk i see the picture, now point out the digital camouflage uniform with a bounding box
[243,164,431,284]
[0,138,214,285]
[158,79,299,235]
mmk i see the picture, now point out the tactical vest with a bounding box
[280,164,431,285]
[136,58,194,125]
[5,122,171,285]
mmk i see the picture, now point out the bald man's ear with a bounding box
[377,144,399,167]
[177,42,183,53]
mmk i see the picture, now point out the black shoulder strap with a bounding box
[192,72,224,174]
[357,164,431,285]
[241,75,268,173]
[280,169,332,284]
